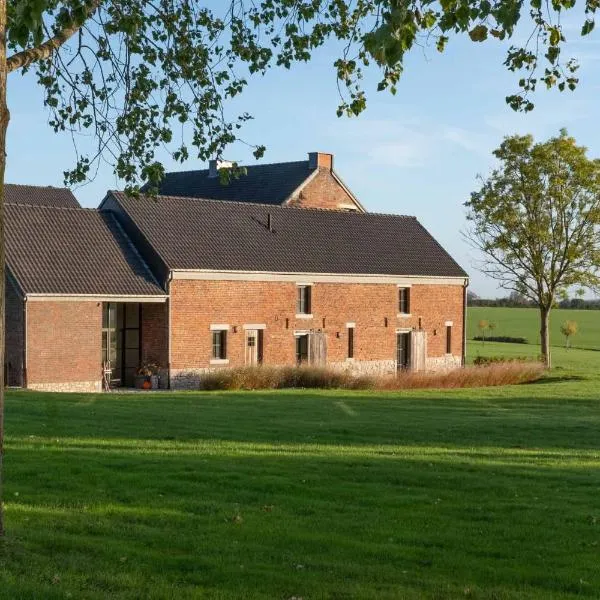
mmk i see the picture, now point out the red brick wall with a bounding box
[141,303,168,367]
[26,301,101,387]
[5,276,24,386]
[287,169,363,212]
[170,280,464,370]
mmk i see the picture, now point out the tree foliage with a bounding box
[3,0,599,190]
[465,131,600,366]
[560,319,578,348]
[1,0,600,538]
[478,319,490,343]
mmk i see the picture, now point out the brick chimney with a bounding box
[209,159,234,178]
[308,152,333,171]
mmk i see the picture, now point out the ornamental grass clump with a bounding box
[197,362,544,391]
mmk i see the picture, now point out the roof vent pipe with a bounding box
[267,213,273,232]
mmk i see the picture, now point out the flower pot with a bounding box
[135,375,151,390]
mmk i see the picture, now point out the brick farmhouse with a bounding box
[5,153,468,392]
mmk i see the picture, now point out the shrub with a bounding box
[560,320,578,349]
[472,336,528,344]
[472,354,536,366]
[197,362,544,391]
[380,362,544,389]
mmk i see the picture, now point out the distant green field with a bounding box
[468,306,600,350]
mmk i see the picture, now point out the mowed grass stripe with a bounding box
[1,386,600,599]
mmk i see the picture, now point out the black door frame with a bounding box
[397,331,411,370]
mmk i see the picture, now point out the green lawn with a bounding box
[1,368,600,598]
[467,339,600,374]
[468,306,600,350]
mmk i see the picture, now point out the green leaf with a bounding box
[581,20,595,36]
[469,24,489,42]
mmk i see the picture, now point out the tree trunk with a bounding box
[540,306,551,369]
[0,0,8,538]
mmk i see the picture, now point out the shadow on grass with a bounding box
[5,387,600,451]
[528,374,587,384]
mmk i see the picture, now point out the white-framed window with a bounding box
[297,284,312,315]
[212,330,227,360]
[398,287,410,314]
[296,334,309,363]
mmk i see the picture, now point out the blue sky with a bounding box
[6,18,600,297]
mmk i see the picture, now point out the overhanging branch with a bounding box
[6,0,102,73]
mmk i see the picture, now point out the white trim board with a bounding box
[171,270,468,286]
[26,294,167,303]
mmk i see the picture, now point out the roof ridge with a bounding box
[6,202,95,213]
[112,190,416,219]
[162,159,309,177]
[5,182,72,190]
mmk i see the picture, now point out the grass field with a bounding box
[467,306,600,350]
[1,353,600,599]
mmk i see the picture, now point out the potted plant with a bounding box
[135,362,161,389]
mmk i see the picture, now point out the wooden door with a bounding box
[411,330,427,372]
[309,331,327,366]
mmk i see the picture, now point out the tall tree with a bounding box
[0,0,599,538]
[465,131,600,368]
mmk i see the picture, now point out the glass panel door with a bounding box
[102,303,120,385]
[397,332,411,371]
[119,303,141,387]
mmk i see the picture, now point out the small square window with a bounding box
[212,330,227,360]
[398,287,410,314]
[297,285,312,314]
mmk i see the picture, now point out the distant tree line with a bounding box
[468,291,600,310]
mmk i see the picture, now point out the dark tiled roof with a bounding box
[6,204,165,296]
[5,184,80,208]
[108,192,467,278]
[147,160,313,205]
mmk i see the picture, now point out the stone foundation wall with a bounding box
[329,359,397,376]
[426,355,462,371]
[28,380,102,393]
[170,368,210,390]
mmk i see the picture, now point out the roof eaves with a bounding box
[6,264,26,298]
[330,169,366,212]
